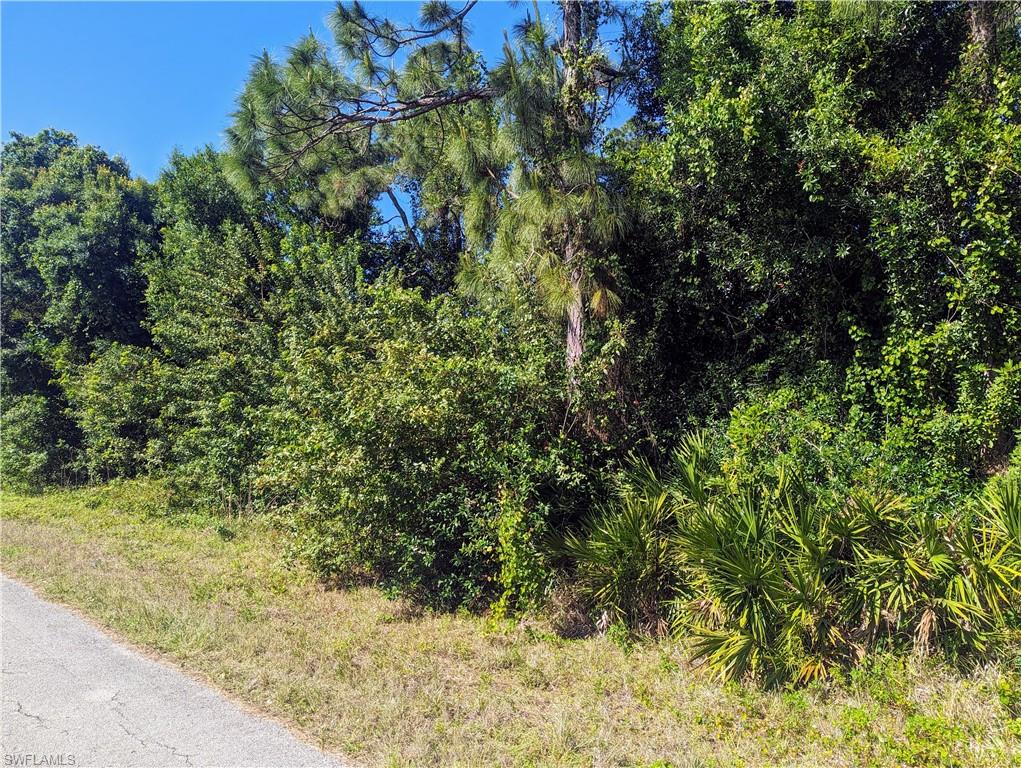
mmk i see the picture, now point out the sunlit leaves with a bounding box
[565,434,1021,683]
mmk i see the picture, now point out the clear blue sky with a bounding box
[1,1,558,181]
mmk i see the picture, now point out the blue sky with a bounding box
[1,1,558,181]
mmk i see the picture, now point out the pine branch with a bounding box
[385,187,423,254]
[339,0,478,52]
[263,85,499,179]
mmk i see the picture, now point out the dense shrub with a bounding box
[0,393,78,490]
[618,1,1020,477]
[720,384,947,513]
[563,432,1021,683]
[144,220,281,511]
[264,271,589,609]
[2,0,1019,664]
[720,380,872,490]
[844,50,1021,484]
[560,456,676,635]
[63,342,159,480]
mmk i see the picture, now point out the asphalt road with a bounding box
[1,574,348,767]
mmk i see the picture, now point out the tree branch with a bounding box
[385,187,423,253]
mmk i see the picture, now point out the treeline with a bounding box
[2,1,1019,682]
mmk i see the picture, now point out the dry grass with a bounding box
[2,479,1019,767]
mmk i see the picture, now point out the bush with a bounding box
[0,393,78,490]
[721,381,876,493]
[264,272,591,609]
[562,432,1021,684]
[719,381,1006,515]
[63,342,159,480]
[559,453,681,635]
[145,221,281,511]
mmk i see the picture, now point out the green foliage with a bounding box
[564,438,1021,683]
[892,713,969,768]
[491,489,552,618]
[999,671,1021,721]
[3,1,1020,676]
[145,218,282,511]
[1,129,155,484]
[559,458,674,633]
[63,342,159,480]
[1,131,154,356]
[845,57,1021,478]
[155,147,249,231]
[721,380,873,491]
[0,394,78,490]
[139,149,337,510]
[264,270,589,608]
[616,1,1020,477]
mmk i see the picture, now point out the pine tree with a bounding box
[227,0,631,378]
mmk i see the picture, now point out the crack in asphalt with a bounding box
[13,701,49,728]
[108,688,194,764]
[1,575,346,767]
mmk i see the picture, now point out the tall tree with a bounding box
[1,130,155,486]
[228,0,630,378]
[834,1,1018,100]
[616,0,1019,475]
[1,131,154,368]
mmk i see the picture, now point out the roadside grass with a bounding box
[2,479,1019,768]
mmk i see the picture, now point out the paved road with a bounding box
[1,575,348,767]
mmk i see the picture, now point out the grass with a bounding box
[2,479,1019,768]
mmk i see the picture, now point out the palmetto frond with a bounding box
[558,481,674,632]
[560,432,1020,683]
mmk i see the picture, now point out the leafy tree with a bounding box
[144,150,279,508]
[845,18,1021,481]
[615,1,1019,483]
[1,130,155,485]
[145,148,364,509]
[2,131,154,359]
[63,342,159,480]
[0,394,78,489]
[155,147,249,231]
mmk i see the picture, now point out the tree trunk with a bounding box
[561,0,586,378]
[565,235,585,374]
[967,0,998,101]
[561,0,582,124]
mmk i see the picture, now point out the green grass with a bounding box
[2,479,1019,767]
